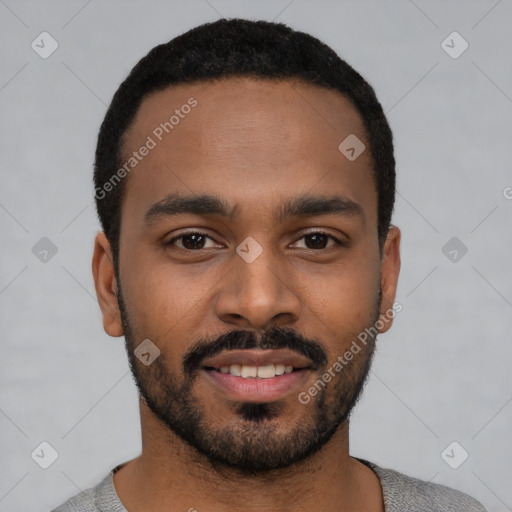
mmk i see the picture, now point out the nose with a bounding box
[214,242,301,331]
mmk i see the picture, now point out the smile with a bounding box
[201,349,314,402]
[208,363,295,379]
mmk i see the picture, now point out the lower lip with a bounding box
[202,368,311,402]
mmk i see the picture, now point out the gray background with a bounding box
[1,1,511,511]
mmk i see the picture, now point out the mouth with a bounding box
[201,349,314,402]
[206,363,300,378]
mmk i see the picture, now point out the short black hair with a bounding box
[94,18,395,273]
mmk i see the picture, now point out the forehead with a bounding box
[119,77,376,230]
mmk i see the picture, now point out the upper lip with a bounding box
[202,349,314,370]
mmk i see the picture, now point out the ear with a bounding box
[378,225,401,334]
[92,231,124,337]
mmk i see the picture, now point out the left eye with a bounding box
[291,232,341,250]
[166,231,342,251]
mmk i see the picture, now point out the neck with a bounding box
[113,399,384,512]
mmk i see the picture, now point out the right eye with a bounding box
[165,231,221,251]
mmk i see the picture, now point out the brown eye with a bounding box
[304,233,330,249]
[292,231,343,250]
[167,232,216,250]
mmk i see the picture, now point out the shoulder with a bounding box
[51,487,97,512]
[51,468,123,512]
[357,458,487,512]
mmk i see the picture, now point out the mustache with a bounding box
[183,326,328,376]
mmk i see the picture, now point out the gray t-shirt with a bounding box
[51,458,487,511]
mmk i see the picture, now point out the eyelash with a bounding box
[165,230,346,251]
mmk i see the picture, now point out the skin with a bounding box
[92,77,400,512]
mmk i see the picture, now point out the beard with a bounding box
[117,280,381,475]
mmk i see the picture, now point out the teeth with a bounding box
[241,365,257,378]
[216,364,296,378]
[257,364,275,378]
[230,364,241,376]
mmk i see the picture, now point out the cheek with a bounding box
[304,255,380,328]
[123,252,216,335]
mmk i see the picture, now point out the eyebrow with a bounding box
[144,192,365,226]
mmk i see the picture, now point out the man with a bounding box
[53,18,486,512]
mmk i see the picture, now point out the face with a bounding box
[93,77,400,474]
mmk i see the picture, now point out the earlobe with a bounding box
[378,225,401,334]
[92,231,124,337]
